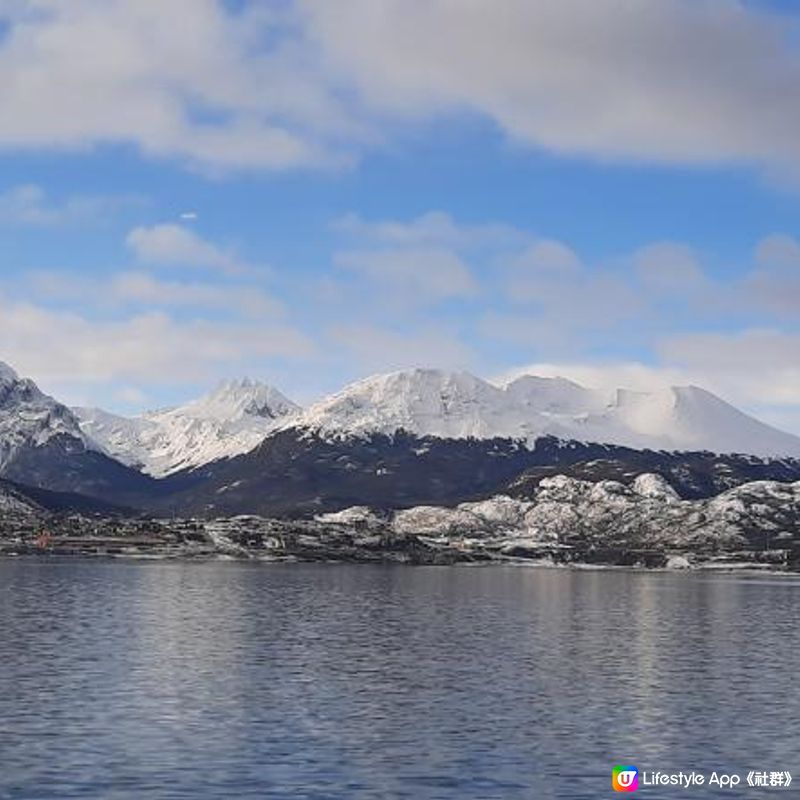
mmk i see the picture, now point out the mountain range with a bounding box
[1,360,799,517]
[286,369,800,457]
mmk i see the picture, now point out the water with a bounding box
[0,560,797,799]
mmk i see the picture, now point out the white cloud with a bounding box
[0,299,313,389]
[126,224,252,275]
[329,211,527,310]
[476,226,800,436]
[111,272,282,317]
[755,233,800,267]
[5,216,294,402]
[478,313,581,353]
[0,0,361,171]
[659,329,800,406]
[4,2,800,173]
[329,323,474,375]
[332,211,529,251]
[745,234,800,317]
[0,183,140,226]
[301,0,800,170]
[492,238,646,348]
[30,269,282,317]
[633,242,706,293]
[502,240,584,301]
[335,247,477,302]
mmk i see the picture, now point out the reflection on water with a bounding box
[0,560,798,799]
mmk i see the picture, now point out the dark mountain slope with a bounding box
[151,430,800,518]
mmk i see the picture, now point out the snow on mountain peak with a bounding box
[181,379,300,422]
[0,361,92,469]
[505,374,605,416]
[296,368,513,440]
[15,360,800,479]
[0,361,19,384]
[76,379,301,477]
[288,368,800,459]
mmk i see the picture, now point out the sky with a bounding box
[0,0,799,432]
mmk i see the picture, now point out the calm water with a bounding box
[0,560,798,799]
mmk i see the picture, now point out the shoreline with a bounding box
[1,549,798,575]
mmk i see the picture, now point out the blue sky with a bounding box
[1,0,799,432]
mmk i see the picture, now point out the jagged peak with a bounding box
[0,361,20,384]
[156,379,300,423]
[0,360,94,469]
[77,377,302,477]
[213,376,260,393]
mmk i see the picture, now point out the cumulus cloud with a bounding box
[301,0,800,170]
[0,0,361,171]
[126,224,253,275]
[331,216,799,376]
[4,2,800,173]
[0,299,313,389]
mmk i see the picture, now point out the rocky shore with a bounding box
[1,473,799,570]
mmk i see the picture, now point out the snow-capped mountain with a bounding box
[76,379,300,477]
[2,358,800,518]
[0,361,95,469]
[68,367,800,484]
[0,361,155,505]
[289,368,800,458]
